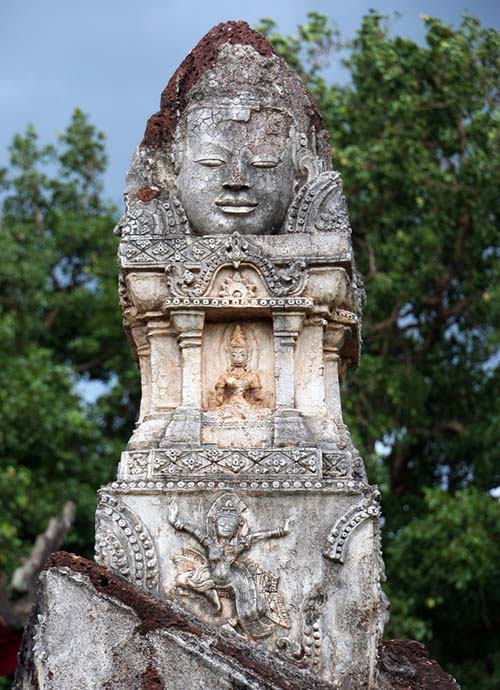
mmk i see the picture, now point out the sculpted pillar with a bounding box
[95,21,387,690]
[145,318,176,415]
[272,310,307,446]
[129,324,151,424]
[323,323,350,423]
[163,310,205,444]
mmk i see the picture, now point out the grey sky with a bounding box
[1,0,499,207]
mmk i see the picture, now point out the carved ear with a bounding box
[291,129,325,179]
[167,194,190,234]
[284,170,351,235]
[171,139,182,174]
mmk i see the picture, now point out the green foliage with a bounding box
[255,12,340,89]
[0,109,138,577]
[386,487,500,688]
[260,12,500,690]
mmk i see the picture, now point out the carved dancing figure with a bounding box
[168,493,292,638]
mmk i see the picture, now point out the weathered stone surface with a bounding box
[92,19,385,689]
[12,19,461,690]
[95,484,384,686]
[14,554,459,690]
[15,553,337,690]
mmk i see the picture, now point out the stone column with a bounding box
[272,310,308,446]
[323,323,350,423]
[126,318,179,451]
[129,323,152,425]
[295,317,328,417]
[136,342,151,423]
[163,310,205,445]
[145,319,177,416]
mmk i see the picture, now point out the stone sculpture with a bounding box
[13,22,464,690]
[169,492,291,638]
[213,324,267,415]
[91,21,387,689]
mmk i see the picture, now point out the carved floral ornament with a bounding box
[218,271,257,299]
[323,493,381,563]
[94,492,160,594]
[119,448,321,480]
[164,232,307,299]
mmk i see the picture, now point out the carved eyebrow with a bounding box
[249,151,282,167]
[193,142,232,159]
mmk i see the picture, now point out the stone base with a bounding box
[15,553,336,690]
[95,482,384,686]
[14,553,460,690]
[201,413,273,447]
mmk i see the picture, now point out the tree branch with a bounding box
[0,502,75,628]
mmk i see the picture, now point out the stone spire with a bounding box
[141,21,327,154]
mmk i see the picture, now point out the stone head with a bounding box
[227,324,250,368]
[133,22,333,237]
[215,511,240,538]
[175,104,295,235]
[229,347,248,369]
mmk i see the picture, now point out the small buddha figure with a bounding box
[214,324,266,418]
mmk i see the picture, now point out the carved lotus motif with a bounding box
[218,272,257,299]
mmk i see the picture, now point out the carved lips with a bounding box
[215,196,258,215]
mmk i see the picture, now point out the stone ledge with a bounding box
[14,552,460,690]
[378,640,461,690]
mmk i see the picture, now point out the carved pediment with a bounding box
[164,232,308,299]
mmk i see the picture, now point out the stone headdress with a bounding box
[207,492,248,538]
[142,21,332,168]
[229,324,248,350]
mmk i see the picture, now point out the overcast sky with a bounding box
[1,0,499,206]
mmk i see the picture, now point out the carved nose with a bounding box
[223,156,251,190]
[223,176,250,191]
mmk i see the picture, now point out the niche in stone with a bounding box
[202,321,274,447]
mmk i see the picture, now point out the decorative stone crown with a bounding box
[229,323,248,349]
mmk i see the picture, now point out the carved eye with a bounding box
[251,158,279,169]
[195,158,226,167]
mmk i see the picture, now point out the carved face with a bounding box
[216,512,240,538]
[229,347,248,368]
[176,106,295,235]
